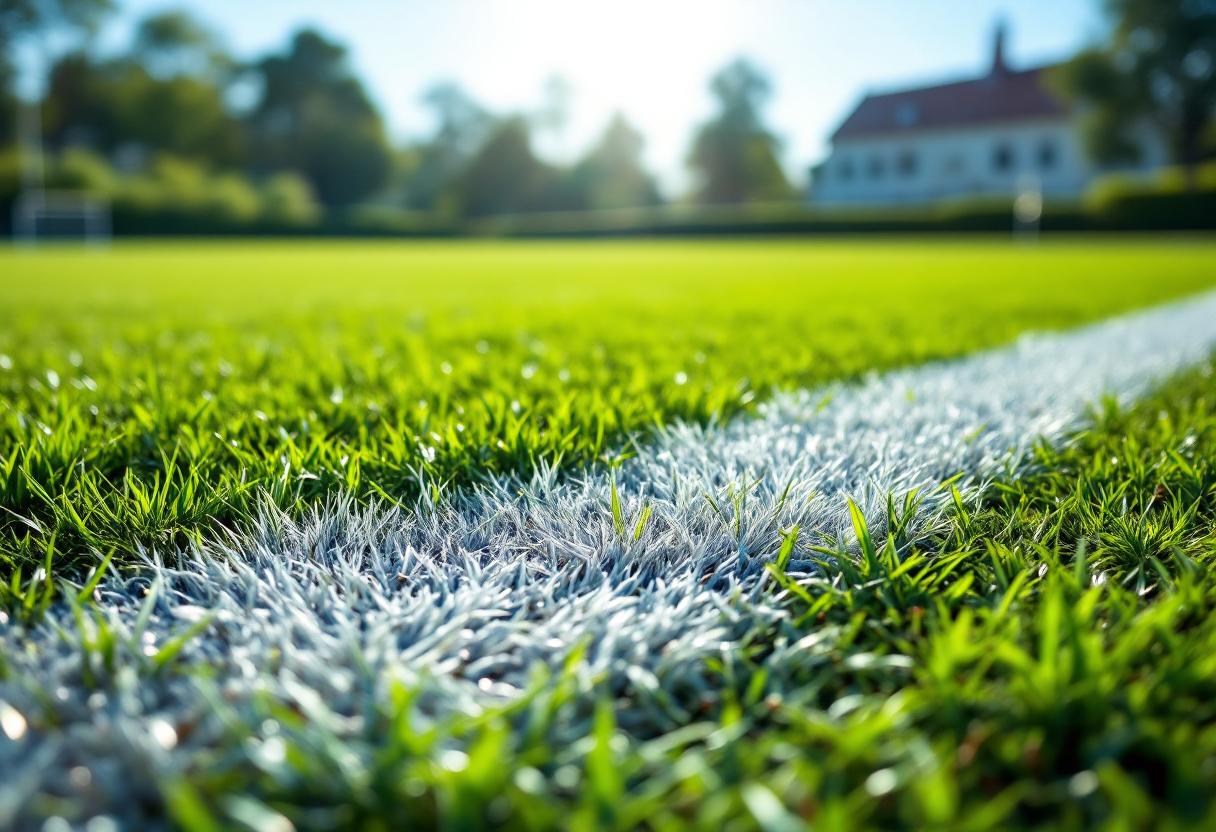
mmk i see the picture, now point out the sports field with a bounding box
[3,239,1215,569]
[3,238,1216,831]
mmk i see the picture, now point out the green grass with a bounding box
[5,238,1216,830]
[82,346,1216,832]
[2,237,1216,573]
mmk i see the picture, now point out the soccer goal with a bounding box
[12,189,112,246]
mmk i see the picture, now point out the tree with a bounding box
[42,50,244,166]
[567,114,661,210]
[1,49,16,145]
[401,82,494,211]
[1,0,113,149]
[1056,0,1216,179]
[686,58,792,204]
[30,9,241,166]
[454,116,552,216]
[130,10,232,82]
[0,0,111,45]
[0,0,112,101]
[245,29,392,206]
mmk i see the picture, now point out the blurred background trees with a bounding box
[1,0,114,147]
[0,50,15,147]
[245,30,392,206]
[0,7,681,228]
[568,114,662,211]
[1056,0,1216,181]
[1,2,813,229]
[3,0,1215,233]
[453,116,550,217]
[687,58,793,204]
[40,24,392,208]
[43,49,244,166]
[0,0,112,50]
[398,81,495,214]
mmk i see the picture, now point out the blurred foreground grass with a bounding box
[2,237,1215,570]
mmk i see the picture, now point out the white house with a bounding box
[812,27,1168,206]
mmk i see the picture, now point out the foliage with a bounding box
[2,239,1215,574]
[566,114,662,211]
[24,17,665,220]
[404,103,663,217]
[129,9,232,83]
[0,56,14,147]
[1055,0,1216,174]
[688,58,793,205]
[0,0,112,44]
[454,116,554,217]
[1051,52,1150,167]
[245,29,394,207]
[31,16,394,208]
[32,146,320,226]
[400,82,498,214]
[43,52,245,166]
[0,0,112,146]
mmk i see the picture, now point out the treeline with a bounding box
[1,0,1212,236]
[0,3,796,233]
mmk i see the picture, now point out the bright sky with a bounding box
[95,0,1106,194]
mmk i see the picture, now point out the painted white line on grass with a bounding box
[3,290,1216,826]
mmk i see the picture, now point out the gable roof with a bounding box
[832,65,1070,142]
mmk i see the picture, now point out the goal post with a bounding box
[12,189,112,246]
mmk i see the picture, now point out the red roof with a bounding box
[832,65,1069,141]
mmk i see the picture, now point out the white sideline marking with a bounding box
[4,290,1216,824]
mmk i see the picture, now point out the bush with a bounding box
[1086,163,1216,231]
[261,172,322,226]
[1095,189,1216,230]
[53,147,118,192]
[1,143,1211,238]
[0,147,325,235]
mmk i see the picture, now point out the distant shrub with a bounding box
[1096,189,1216,230]
[0,142,1212,237]
[1086,163,1216,230]
[54,147,118,192]
[0,146,19,204]
[261,172,321,226]
[0,147,325,234]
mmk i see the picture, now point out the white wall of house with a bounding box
[812,117,1166,206]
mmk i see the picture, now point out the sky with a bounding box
[90,0,1107,194]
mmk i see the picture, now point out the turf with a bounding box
[148,350,1216,831]
[5,305,1216,831]
[4,238,1216,573]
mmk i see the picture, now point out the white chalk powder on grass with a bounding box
[4,289,1216,828]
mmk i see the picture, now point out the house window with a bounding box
[839,158,855,181]
[868,155,886,179]
[1038,140,1057,171]
[897,151,918,177]
[993,144,1015,173]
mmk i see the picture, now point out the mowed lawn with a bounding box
[6,238,1216,832]
[2,237,1215,571]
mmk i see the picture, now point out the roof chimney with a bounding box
[990,21,1009,76]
